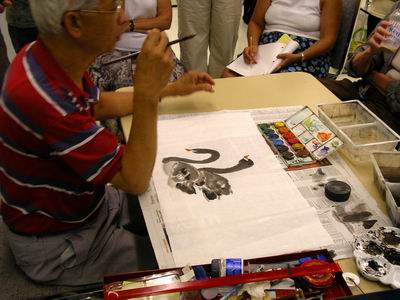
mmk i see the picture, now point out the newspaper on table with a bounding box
[139,107,391,268]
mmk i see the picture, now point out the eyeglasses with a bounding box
[78,0,123,14]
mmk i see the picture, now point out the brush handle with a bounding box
[101,34,195,67]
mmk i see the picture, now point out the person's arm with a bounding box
[129,0,172,33]
[275,0,341,71]
[243,0,271,64]
[94,71,215,120]
[109,29,173,195]
[368,70,392,94]
[350,21,391,76]
[95,92,133,120]
[368,71,400,113]
[301,0,341,60]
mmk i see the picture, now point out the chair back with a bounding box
[330,0,362,75]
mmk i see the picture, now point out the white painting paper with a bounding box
[152,113,332,266]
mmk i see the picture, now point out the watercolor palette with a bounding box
[353,226,400,288]
[258,107,343,167]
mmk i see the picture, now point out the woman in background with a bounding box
[222,0,341,78]
[91,0,184,92]
[6,0,38,53]
[177,0,242,78]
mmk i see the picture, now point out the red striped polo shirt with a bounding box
[0,40,125,235]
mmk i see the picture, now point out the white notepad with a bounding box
[227,35,299,77]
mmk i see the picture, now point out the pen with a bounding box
[101,34,196,66]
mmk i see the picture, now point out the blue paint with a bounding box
[272,139,284,146]
[268,133,279,140]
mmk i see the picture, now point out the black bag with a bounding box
[243,0,257,24]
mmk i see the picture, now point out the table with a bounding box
[120,72,390,295]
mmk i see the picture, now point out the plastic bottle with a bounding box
[381,9,400,53]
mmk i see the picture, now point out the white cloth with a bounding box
[264,0,321,40]
[115,0,157,51]
[177,0,242,78]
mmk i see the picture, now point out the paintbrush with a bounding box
[101,34,196,66]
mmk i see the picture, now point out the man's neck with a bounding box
[39,34,97,90]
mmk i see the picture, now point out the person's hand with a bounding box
[367,20,391,55]
[164,71,215,97]
[243,46,258,64]
[0,0,12,13]
[273,52,301,72]
[134,29,174,103]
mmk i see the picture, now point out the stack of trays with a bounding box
[318,100,400,164]
[371,151,400,226]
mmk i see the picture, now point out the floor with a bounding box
[0,7,248,64]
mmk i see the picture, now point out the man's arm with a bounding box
[94,71,215,120]
[105,32,215,194]
[108,30,173,195]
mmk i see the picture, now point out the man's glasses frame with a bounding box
[78,0,123,14]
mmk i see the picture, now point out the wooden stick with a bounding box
[101,34,196,66]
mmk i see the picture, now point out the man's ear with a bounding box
[63,12,83,38]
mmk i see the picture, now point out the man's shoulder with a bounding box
[4,46,79,118]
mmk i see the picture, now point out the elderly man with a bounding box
[320,1,400,134]
[0,0,214,285]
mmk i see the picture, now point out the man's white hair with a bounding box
[30,0,100,35]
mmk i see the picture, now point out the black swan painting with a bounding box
[162,148,254,201]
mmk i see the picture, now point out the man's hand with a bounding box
[367,20,391,56]
[162,71,215,97]
[274,52,301,72]
[0,0,12,13]
[134,29,174,103]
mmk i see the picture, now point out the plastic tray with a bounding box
[371,151,400,226]
[318,101,400,164]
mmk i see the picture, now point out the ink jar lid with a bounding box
[325,180,351,202]
[300,259,336,288]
